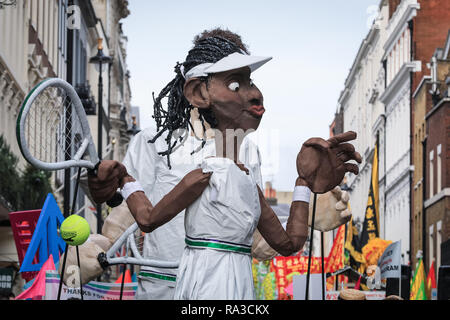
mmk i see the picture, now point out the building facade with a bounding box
[338,0,450,266]
[416,34,450,273]
[0,1,69,292]
[378,0,420,264]
[0,0,133,295]
[338,1,388,249]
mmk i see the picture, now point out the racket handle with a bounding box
[106,192,123,208]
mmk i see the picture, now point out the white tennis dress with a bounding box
[123,128,262,300]
[174,157,261,300]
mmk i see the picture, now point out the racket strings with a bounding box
[24,86,85,165]
[134,233,146,256]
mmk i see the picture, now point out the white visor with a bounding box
[182,52,272,80]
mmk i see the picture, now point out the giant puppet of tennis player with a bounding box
[62,29,361,299]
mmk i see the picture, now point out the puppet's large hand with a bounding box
[296,131,362,193]
[88,160,129,204]
[178,168,213,200]
[308,186,352,232]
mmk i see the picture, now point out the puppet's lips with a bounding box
[247,105,265,118]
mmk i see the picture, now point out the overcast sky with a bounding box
[122,0,380,191]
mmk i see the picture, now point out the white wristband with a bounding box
[120,181,144,201]
[292,186,311,203]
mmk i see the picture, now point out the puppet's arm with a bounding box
[88,160,212,233]
[256,178,310,256]
[256,131,362,256]
[120,169,212,233]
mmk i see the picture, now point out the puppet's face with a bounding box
[206,67,264,132]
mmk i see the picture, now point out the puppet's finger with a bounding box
[303,137,330,150]
[344,163,359,175]
[338,153,352,163]
[339,152,362,164]
[97,160,121,181]
[341,191,349,203]
[340,209,352,219]
[335,201,347,211]
[334,143,355,154]
[330,186,342,199]
[89,176,120,190]
[327,131,357,147]
[110,165,128,181]
[352,151,363,163]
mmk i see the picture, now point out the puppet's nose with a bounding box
[247,87,264,106]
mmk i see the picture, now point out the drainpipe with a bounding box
[381,114,387,239]
[422,137,427,271]
[408,19,414,267]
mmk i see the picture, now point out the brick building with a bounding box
[423,34,450,274]
[412,33,450,271]
[408,0,450,268]
[337,0,450,266]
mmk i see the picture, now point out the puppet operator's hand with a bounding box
[179,168,213,200]
[59,234,112,286]
[296,131,362,193]
[308,186,352,232]
[88,160,128,204]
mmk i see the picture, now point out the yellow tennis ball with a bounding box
[60,215,90,246]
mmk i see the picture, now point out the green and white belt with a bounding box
[185,235,252,255]
[138,270,176,282]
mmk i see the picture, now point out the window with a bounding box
[429,224,434,269]
[437,144,442,193]
[430,150,434,198]
[418,211,421,245]
[437,221,442,278]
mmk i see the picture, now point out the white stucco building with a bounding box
[339,0,423,262]
[378,0,421,262]
[339,3,388,240]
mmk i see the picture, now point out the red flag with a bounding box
[426,260,437,299]
[115,269,132,284]
[15,254,56,300]
[325,225,345,273]
[354,275,362,290]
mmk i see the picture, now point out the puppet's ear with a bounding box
[184,78,210,109]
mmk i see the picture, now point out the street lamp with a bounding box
[90,38,112,234]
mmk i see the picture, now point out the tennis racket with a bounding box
[97,222,179,269]
[16,77,123,207]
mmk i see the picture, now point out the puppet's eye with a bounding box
[250,79,254,87]
[228,81,240,92]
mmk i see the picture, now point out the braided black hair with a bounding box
[149,31,248,169]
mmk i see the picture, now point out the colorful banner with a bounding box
[426,260,437,300]
[378,241,401,279]
[360,141,380,248]
[15,254,56,300]
[344,216,365,274]
[326,290,386,300]
[253,260,278,300]
[258,225,348,299]
[325,225,346,290]
[44,271,137,300]
[325,225,345,274]
[410,258,427,300]
[271,255,325,299]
